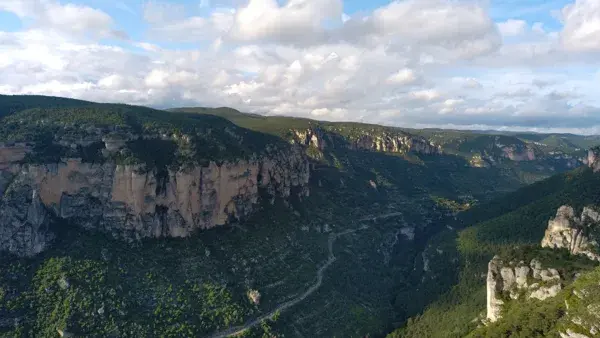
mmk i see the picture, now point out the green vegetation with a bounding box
[391,167,600,338]
[0,102,288,170]
[1,95,598,337]
[468,295,566,338]
[431,195,473,213]
[0,94,94,119]
[466,263,600,338]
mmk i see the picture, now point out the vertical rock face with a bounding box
[351,133,441,155]
[0,143,32,169]
[486,256,505,323]
[0,148,310,256]
[292,128,441,155]
[486,256,563,322]
[502,145,536,161]
[588,147,600,172]
[541,205,600,261]
[0,177,52,257]
[294,129,328,150]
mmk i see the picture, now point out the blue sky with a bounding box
[0,0,599,133]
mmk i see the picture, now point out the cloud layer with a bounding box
[1,0,600,133]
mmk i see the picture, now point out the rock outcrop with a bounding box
[588,147,600,172]
[293,128,441,155]
[502,144,536,162]
[0,148,310,256]
[487,256,563,322]
[541,205,600,261]
[0,143,32,169]
[351,133,441,155]
[0,181,52,257]
[294,129,328,151]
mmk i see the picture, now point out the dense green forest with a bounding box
[392,167,600,337]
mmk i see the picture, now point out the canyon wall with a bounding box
[0,148,310,257]
[293,128,442,155]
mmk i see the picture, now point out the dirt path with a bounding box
[207,225,369,338]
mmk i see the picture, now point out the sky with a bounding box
[0,0,599,134]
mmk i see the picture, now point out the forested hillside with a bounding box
[393,165,600,337]
[0,95,597,337]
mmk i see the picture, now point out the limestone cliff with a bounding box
[0,148,310,256]
[351,132,441,155]
[486,256,563,322]
[0,143,32,169]
[541,205,600,261]
[501,144,536,162]
[293,127,441,155]
[588,147,600,173]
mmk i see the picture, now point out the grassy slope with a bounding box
[392,167,600,338]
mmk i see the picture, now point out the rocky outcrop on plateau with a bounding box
[486,256,563,322]
[588,147,600,173]
[501,144,536,162]
[0,145,310,257]
[293,128,441,155]
[541,205,600,261]
[484,203,600,327]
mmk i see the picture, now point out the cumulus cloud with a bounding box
[229,0,343,45]
[372,0,496,42]
[410,89,441,101]
[387,68,419,85]
[1,0,600,132]
[498,19,527,37]
[560,0,600,51]
[0,0,124,38]
[366,0,501,59]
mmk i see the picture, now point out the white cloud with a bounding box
[21,80,95,94]
[410,89,440,101]
[373,0,494,41]
[444,99,464,107]
[367,0,501,58]
[229,0,343,45]
[463,78,483,89]
[387,68,418,85]
[498,19,527,37]
[1,0,600,133]
[0,0,121,38]
[560,0,600,51]
[310,107,348,119]
[98,74,125,89]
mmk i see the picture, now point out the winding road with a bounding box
[208,225,369,338]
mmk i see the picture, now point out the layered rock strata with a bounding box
[293,128,441,155]
[0,148,310,256]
